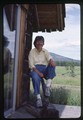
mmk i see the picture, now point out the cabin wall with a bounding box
[21,5,35,105]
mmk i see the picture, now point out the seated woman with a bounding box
[28,36,56,108]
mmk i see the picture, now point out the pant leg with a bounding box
[44,65,56,79]
[30,70,42,95]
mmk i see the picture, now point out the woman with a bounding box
[29,36,56,107]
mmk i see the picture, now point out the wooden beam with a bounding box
[56,4,64,31]
[39,18,57,24]
[39,23,57,27]
[38,11,57,17]
[16,5,28,108]
[21,4,29,13]
[22,4,29,10]
[37,4,57,11]
[34,5,40,28]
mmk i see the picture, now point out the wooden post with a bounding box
[16,4,29,108]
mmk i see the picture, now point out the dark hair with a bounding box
[34,36,44,47]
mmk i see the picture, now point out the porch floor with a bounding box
[6,103,81,118]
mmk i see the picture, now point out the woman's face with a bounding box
[35,40,44,51]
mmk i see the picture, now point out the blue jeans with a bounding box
[30,64,56,95]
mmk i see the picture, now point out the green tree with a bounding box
[70,61,75,77]
[65,62,70,70]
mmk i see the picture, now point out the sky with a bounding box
[3,4,80,60]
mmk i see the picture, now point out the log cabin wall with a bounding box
[22,5,36,105]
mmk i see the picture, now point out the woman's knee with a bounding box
[45,65,56,79]
[47,65,55,71]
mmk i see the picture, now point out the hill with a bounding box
[50,52,80,64]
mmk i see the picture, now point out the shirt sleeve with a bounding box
[44,49,53,61]
[28,50,35,69]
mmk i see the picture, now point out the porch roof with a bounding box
[4,4,66,32]
[32,4,66,32]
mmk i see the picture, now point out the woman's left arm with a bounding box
[44,49,56,67]
[49,59,56,67]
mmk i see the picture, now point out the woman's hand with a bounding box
[38,72,44,78]
[33,67,44,78]
[49,59,56,67]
